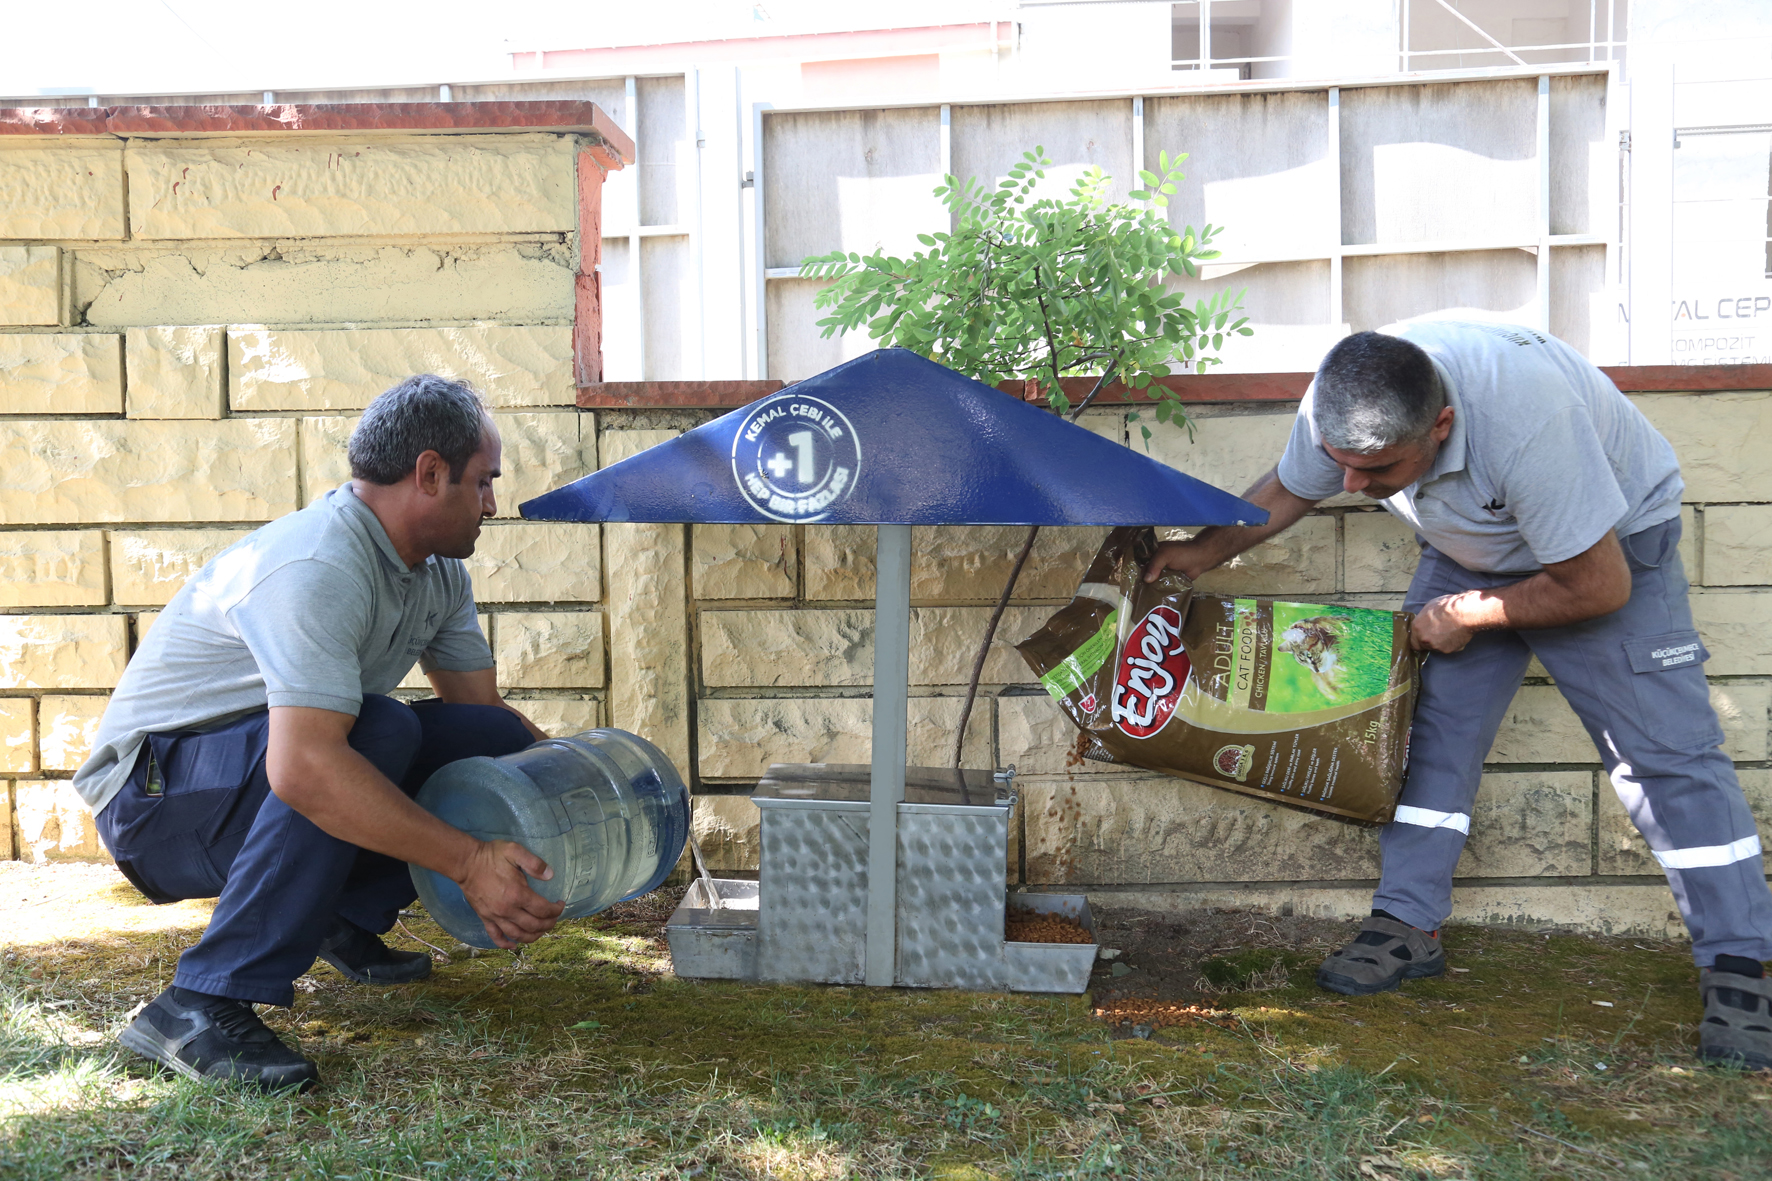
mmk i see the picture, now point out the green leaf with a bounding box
[567,1020,602,1030]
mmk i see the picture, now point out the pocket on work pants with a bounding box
[1621,630,1724,752]
[110,719,266,901]
[1621,524,1675,573]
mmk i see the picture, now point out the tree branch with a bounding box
[951,523,1040,770]
[1068,367,1119,422]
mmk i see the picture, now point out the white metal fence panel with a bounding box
[757,68,1614,379]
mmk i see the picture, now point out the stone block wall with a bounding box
[686,391,1772,941]
[0,114,613,863]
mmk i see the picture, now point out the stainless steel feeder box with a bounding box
[753,763,1012,989]
[665,762,1102,992]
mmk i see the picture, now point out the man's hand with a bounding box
[1142,467,1318,583]
[1143,537,1214,583]
[1410,592,1478,653]
[455,839,565,948]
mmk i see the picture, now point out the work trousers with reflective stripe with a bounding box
[1372,517,1772,966]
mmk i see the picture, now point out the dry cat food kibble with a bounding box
[1093,1000,1235,1030]
[1006,912,1095,944]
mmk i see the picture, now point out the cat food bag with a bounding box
[1016,527,1420,824]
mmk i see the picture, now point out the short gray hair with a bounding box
[1313,332,1446,453]
[349,375,492,485]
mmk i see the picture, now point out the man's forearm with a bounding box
[269,743,479,881]
[1411,531,1632,653]
[502,702,549,743]
[1442,571,1622,632]
[1148,467,1319,581]
[1197,469,1315,550]
[429,666,548,742]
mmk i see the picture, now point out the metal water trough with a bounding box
[664,762,1096,992]
[521,349,1262,992]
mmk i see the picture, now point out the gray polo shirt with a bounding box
[1277,320,1684,574]
[75,483,494,816]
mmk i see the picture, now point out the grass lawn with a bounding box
[2,861,1769,1180]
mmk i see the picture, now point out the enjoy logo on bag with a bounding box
[1111,605,1190,738]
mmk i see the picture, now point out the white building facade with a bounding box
[10,0,1768,378]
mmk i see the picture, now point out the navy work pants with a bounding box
[95,695,533,1006]
[1374,518,1772,966]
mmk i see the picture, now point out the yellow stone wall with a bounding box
[683,398,1772,941]
[2,133,1768,945]
[1,130,596,863]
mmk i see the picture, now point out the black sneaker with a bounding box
[316,918,434,985]
[120,988,318,1092]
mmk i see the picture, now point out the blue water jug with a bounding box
[410,729,691,949]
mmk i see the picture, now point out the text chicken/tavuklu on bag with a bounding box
[1016,527,1421,824]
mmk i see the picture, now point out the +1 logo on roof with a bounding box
[730,393,862,522]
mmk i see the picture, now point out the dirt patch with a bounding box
[1085,904,1351,1025]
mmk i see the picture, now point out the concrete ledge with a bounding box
[571,365,1772,408]
[1075,881,1697,940]
[580,380,784,409]
[0,102,634,168]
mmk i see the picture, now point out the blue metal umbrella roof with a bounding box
[520,348,1267,527]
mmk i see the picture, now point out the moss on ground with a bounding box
[2,862,1769,1179]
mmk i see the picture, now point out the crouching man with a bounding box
[74,375,565,1092]
[1146,322,1772,1071]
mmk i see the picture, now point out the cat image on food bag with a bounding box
[1278,616,1346,696]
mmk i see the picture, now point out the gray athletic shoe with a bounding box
[1316,915,1446,996]
[119,988,318,1092]
[1698,969,1772,1072]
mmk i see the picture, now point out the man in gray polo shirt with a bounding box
[77,375,565,1091]
[1146,321,1772,1070]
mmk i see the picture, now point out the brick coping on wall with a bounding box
[0,101,635,167]
[579,364,1772,409]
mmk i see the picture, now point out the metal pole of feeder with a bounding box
[865,523,912,987]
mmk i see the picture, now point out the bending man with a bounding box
[1147,322,1772,1071]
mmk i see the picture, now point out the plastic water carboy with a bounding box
[410,729,691,949]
